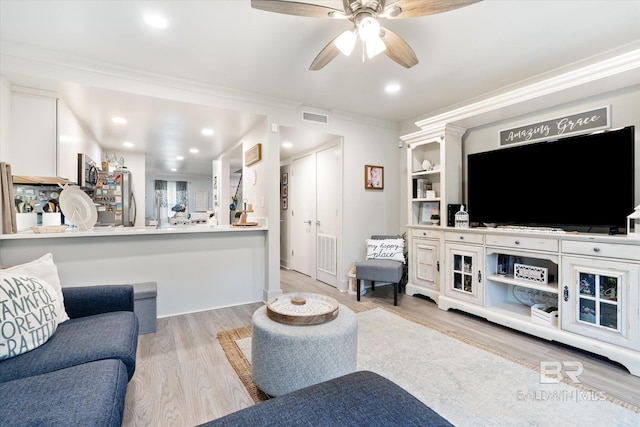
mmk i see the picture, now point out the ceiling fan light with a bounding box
[358,16,381,43]
[365,36,386,59]
[335,30,357,56]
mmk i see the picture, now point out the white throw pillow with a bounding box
[366,238,405,263]
[2,253,69,323]
[0,273,61,360]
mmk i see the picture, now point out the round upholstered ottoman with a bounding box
[251,304,358,397]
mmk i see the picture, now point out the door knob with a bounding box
[304,220,312,225]
[316,220,321,226]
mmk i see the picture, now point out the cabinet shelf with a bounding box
[412,197,441,202]
[488,301,559,328]
[488,274,558,293]
[411,170,440,177]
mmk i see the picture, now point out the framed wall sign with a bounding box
[499,106,610,146]
[364,165,384,190]
[245,143,262,166]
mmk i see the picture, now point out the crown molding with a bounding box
[411,47,640,136]
[0,41,302,111]
[0,41,400,129]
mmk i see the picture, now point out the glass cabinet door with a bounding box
[562,256,638,350]
[453,254,474,293]
[577,272,619,330]
[445,243,484,306]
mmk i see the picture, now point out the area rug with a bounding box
[218,306,640,426]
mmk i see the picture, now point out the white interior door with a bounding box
[291,154,316,277]
[316,145,341,286]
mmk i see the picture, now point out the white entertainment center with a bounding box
[401,49,640,376]
[407,225,640,375]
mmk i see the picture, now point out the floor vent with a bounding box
[302,111,329,125]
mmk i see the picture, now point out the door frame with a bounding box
[280,137,343,287]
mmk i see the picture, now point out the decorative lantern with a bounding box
[627,205,640,236]
[455,205,469,229]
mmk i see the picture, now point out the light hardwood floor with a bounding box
[123,269,640,426]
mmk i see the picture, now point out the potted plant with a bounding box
[430,214,440,225]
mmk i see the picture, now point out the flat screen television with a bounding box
[467,126,635,233]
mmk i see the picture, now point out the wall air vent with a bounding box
[302,111,329,125]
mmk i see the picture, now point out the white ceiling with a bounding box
[1,0,639,175]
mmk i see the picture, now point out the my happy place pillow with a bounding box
[0,273,62,360]
[366,238,405,263]
[2,253,69,323]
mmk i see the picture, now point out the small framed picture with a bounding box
[282,185,288,198]
[282,198,288,210]
[282,173,288,185]
[364,165,384,190]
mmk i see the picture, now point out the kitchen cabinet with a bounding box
[9,87,58,176]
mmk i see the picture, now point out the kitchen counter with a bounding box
[0,224,267,240]
[0,224,276,318]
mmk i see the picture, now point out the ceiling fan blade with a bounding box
[384,0,481,19]
[380,27,418,68]
[309,35,342,70]
[251,0,342,18]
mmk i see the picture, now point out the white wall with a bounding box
[0,76,10,162]
[340,122,402,286]
[57,99,102,182]
[240,118,269,225]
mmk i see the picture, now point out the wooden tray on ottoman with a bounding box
[266,293,339,325]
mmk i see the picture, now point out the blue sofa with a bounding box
[201,370,452,426]
[0,285,139,427]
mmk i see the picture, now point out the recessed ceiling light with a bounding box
[170,168,177,172]
[112,116,127,124]
[189,148,199,154]
[176,156,184,160]
[144,14,169,29]
[201,128,214,136]
[281,141,293,149]
[123,141,134,148]
[385,83,401,94]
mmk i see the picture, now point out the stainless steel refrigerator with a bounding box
[93,169,135,226]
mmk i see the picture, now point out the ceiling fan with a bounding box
[251,0,481,70]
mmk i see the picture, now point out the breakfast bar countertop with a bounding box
[0,224,267,240]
